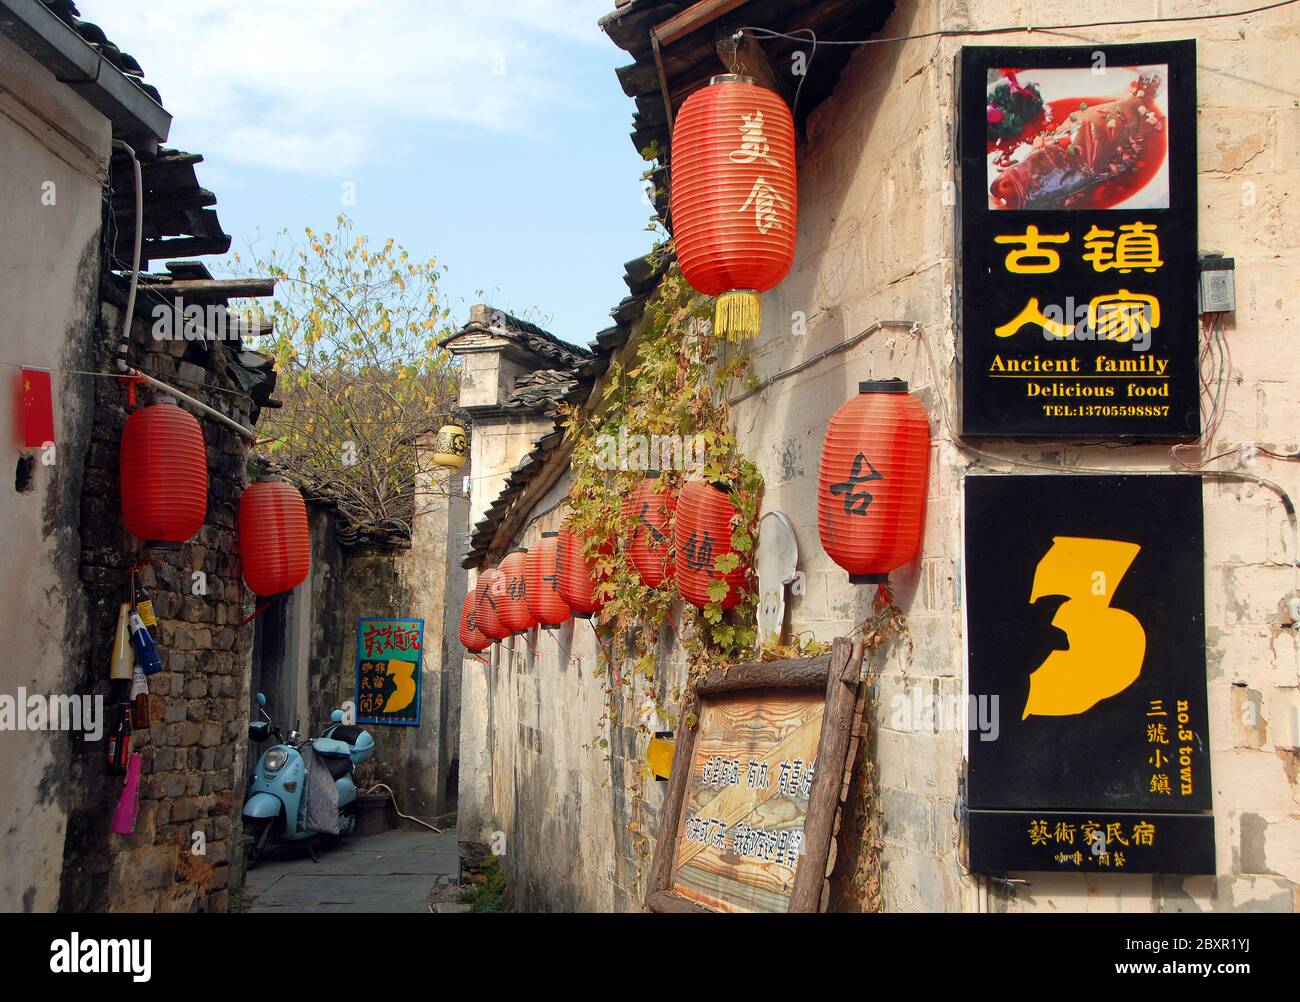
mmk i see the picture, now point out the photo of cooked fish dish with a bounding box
[986,64,1170,211]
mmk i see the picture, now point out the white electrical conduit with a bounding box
[132,367,257,442]
[111,139,142,377]
[365,783,445,834]
[110,139,257,444]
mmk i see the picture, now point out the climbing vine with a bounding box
[557,258,767,877]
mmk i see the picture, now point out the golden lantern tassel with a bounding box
[714,290,762,342]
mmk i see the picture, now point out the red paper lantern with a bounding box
[459,592,490,654]
[120,399,208,544]
[498,548,537,636]
[674,481,747,610]
[556,528,607,619]
[525,533,570,628]
[670,75,797,341]
[818,380,931,583]
[474,568,509,642]
[623,473,676,590]
[238,477,310,596]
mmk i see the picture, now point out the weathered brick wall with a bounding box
[60,303,257,913]
[302,496,465,823]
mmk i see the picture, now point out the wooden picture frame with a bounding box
[646,636,864,913]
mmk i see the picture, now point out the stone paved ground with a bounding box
[244,828,462,913]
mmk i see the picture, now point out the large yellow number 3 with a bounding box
[383,659,417,715]
[1023,537,1147,720]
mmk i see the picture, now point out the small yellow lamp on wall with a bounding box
[432,423,468,470]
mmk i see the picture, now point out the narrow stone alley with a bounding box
[243,829,463,914]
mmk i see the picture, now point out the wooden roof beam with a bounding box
[715,26,790,103]
[136,277,277,302]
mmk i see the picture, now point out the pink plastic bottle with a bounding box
[112,753,143,835]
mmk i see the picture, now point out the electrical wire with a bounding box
[363,783,445,834]
[906,322,1300,599]
[728,320,920,406]
[738,0,1300,49]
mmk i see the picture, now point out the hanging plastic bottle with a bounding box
[109,602,134,682]
[112,754,143,836]
[132,568,156,636]
[106,703,132,776]
[128,606,162,676]
[130,666,150,730]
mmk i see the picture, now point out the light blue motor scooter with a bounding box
[242,693,375,867]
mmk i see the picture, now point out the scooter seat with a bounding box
[326,724,366,746]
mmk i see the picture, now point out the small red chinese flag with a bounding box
[19,367,55,448]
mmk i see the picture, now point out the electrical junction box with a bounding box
[1199,255,1236,313]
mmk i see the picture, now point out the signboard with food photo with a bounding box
[957,41,1200,440]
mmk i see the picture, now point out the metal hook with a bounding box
[727,29,744,74]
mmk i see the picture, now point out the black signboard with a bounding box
[964,475,1214,875]
[958,42,1200,439]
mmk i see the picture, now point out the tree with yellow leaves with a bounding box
[236,215,460,543]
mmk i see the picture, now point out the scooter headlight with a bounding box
[263,747,290,774]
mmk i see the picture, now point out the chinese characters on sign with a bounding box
[963,476,1214,874]
[958,42,1200,438]
[671,688,824,912]
[354,618,423,727]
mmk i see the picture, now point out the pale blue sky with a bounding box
[89,0,655,345]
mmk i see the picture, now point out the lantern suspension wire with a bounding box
[736,1,1300,49]
[728,320,919,406]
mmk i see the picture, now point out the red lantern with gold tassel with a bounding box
[473,568,509,642]
[459,592,490,654]
[238,477,310,596]
[674,481,747,610]
[525,533,570,628]
[622,473,676,590]
[556,528,607,620]
[818,380,930,584]
[121,398,208,545]
[498,548,536,636]
[670,75,797,341]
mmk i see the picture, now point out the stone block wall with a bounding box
[59,304,257,913]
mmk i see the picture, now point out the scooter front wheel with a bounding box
[244,817,273,869]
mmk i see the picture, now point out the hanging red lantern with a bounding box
[459,591,490,654]
[670,75,797,341]
[238,477,311,596]
[556,528,609,619]
[498,548,537,636]
[525,533,570,628]
[623,473,676,590]
[120,398,208,545]
[674,481,748,610]
[819,379,931,584]
[473,568,509,642]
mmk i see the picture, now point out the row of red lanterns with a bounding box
[119,399,311,599]
[459,527,607,653]
[458,477,751,656]
[460,380,930,654]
